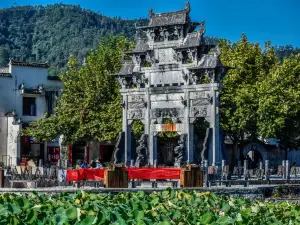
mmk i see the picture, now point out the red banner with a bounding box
[66,169,85,181]
[127,168,181,180]
[66,168,107,181]
[66,168,181,181]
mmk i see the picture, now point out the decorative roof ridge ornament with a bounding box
[198,20,206,36]
[184,2,191,14]
[149,8,154,17]
[212,45,221,57]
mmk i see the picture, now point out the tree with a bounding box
[258,54,300,158]
[219,34,278,166]
[23,36,133,144]
[0,46,9,66]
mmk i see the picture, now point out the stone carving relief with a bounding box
[117,77,129,88]
[146,52,156,65]
[158,49,166,62]
[113,132,125,164]
[129,95,144,102]
[190,91,210,99]
[135,134,148,167]
[127,109,144,120]
[128,102,146,109]
[132,74,148,87]
[151,108,184,123]
[131,55,141,66]
[191,98,211,106]
[200,128,211,162]
[190,106,208,117]
[174,134,186,167]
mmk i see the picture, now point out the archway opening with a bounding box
[157,133,179,166]
[246,150,263,169]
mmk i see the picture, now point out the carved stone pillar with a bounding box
[123,95,132,166]
[209,82,221,167]
[185,90,194,163]
[144,89,151,163]
[149,132,157,166]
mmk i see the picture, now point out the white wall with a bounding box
[0,63,63,165]
[6,116,21,166]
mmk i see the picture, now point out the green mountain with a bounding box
[0,4,299,74]
[0,4,147,75]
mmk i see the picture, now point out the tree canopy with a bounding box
[258,54,300,152]
[219,34,278,163]
[23,36,132,144]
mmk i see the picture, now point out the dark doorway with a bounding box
[101,145,114,163]
[247,150,263,169]
[157,135,179,166]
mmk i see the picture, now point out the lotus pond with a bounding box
[0,189,299,224]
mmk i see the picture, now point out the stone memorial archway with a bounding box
[113,3,227,167]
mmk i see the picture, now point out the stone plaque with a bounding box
[190,106,209,117]
[128,95,144,102]
[150,93,183,101]
[127,109,144,119]
[151,101,184,109]
[128,102,145,109]
[190,91,210,100]
[191,98,211,106]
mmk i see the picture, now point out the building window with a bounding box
[23,97,36,116]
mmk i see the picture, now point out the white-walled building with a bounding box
[0,60,63,166]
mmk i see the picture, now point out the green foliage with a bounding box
[0,46,9,66]
[23,36,132,144]
[0,4,147,74]
[0,191,298,224]
[219,35,278,162]
[258,54,300,150]
[131,120,144,141]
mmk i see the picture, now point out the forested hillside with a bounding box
[0,4,147,75]
[0,4,299,75]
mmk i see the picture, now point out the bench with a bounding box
[132,179,179,188]
[72,180,104,188]
[9,180,37,188]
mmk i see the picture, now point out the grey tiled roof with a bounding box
[132,40,149,53]
[118,62,134,75]
[197,54,222,68]
[10,59,49,68]
[202,36,219,46]
[176,32,202,49]
[148,10,188,27]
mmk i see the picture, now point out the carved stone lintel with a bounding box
[191,98,211,106]
[128,102,145,109]
[151,108,185,120]
[127,109,144,120]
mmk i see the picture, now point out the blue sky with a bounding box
[1,0,299,47]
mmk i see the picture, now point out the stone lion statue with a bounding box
[174,134,186,167]
[135,134,148,167]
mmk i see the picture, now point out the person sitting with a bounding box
[91,160,97,168]
[81,160,88,169]
[96,159,103,169]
